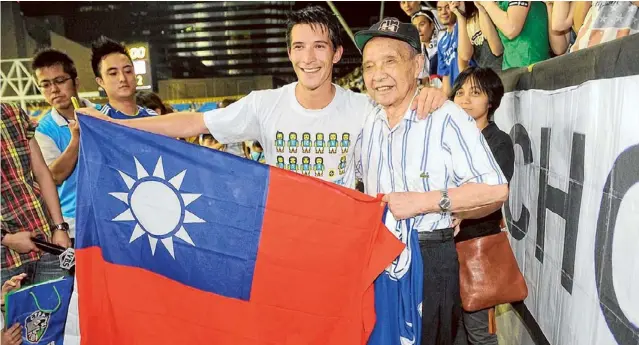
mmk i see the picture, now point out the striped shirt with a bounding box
[100,103,157,120]
[355,100,506,232]
[1,103,54,269]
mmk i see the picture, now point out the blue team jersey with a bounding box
[100,103,158,120]
[368,215,423,345]
[437,24,476,87]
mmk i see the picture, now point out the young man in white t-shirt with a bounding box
[78,6,446,189]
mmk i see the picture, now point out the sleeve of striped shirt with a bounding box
[443,108,506,186]
[202,91,261,144]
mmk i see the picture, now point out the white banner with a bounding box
[494,75,639,345]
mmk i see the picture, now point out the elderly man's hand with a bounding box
[382,192,432,220]
[75,107,111,123]
[411,87,448,120]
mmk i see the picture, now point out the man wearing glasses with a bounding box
[32,49,96,242]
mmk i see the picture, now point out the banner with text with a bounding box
[494,75,639,345]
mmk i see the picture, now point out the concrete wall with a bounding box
[158,75,275,100]
[50,32,97,93]
[0,2,38,60]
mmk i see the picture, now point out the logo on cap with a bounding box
[379,18,400,33]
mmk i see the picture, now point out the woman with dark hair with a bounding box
[450,67,514,345]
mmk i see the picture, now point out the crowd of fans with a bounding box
[341,1,638,95]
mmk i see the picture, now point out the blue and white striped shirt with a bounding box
[355,101,506,232]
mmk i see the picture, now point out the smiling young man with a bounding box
[78,6,447,189]
[32,49,96,241]
[354,18,508,345]
[91,37,157,119]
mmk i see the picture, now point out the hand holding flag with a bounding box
[74,116,404,345]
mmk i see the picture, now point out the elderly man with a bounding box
[354,18,509,345]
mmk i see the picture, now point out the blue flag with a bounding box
[368,216,423,345]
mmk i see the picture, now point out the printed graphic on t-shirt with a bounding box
[273,131,351,184]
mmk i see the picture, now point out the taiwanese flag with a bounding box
[74,115,403,345]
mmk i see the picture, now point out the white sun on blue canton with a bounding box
[109,156,204,259]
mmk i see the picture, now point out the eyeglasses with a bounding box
[38,76,73,90]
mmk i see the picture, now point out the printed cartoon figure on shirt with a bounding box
[340,133,351,153]
[276,156,286,169]
[301,132,312,153]
[328,133,339,154]
[301,156,312,176]
[314,157,325,177]
[338,155,347,175]
[288,132,299,153]
[315,133,325,154]
[288,156,298,172]
[275,131,285,153]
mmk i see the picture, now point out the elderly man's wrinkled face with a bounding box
[362,37,422,108]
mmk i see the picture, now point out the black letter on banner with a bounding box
[536,128,585,294]
[595,145,639,345]
[504,124,533,240]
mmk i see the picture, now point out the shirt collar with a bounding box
[50,98,94,127]
[375,90,420,124]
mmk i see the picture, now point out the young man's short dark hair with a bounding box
[32,48,78,81]
[450,67,504,119]
[90,36,131,78]
[285,5,343,51]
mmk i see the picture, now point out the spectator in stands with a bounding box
[401,1,438,17]
[91,36,157,119]
[32,49,94,242]
[199,134,226,151]
[78,6,447,190]
[569,1,639,53]
[250,141,266,163]
[401,1,425,17]
[544,1,578,56]
[1,103,71,288]
[216,98,248,157]
[550,1,591,37]
[451,67,514,345]
[135,91,173,115]
[476,1,550,70]
[450,2,503,72]
[411,10,441,85]
[220,98,236,108]
[437,1,475,96]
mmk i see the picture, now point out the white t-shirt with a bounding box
[203,82,375,188]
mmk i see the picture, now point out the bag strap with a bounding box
[29,286,62,313]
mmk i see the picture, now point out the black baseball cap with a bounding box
[354,17,421,53]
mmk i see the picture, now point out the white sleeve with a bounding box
[443,107,506,186]
[34,131,62,166]
[203,92,261,144]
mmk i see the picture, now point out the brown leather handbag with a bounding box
[456,231,528,312]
